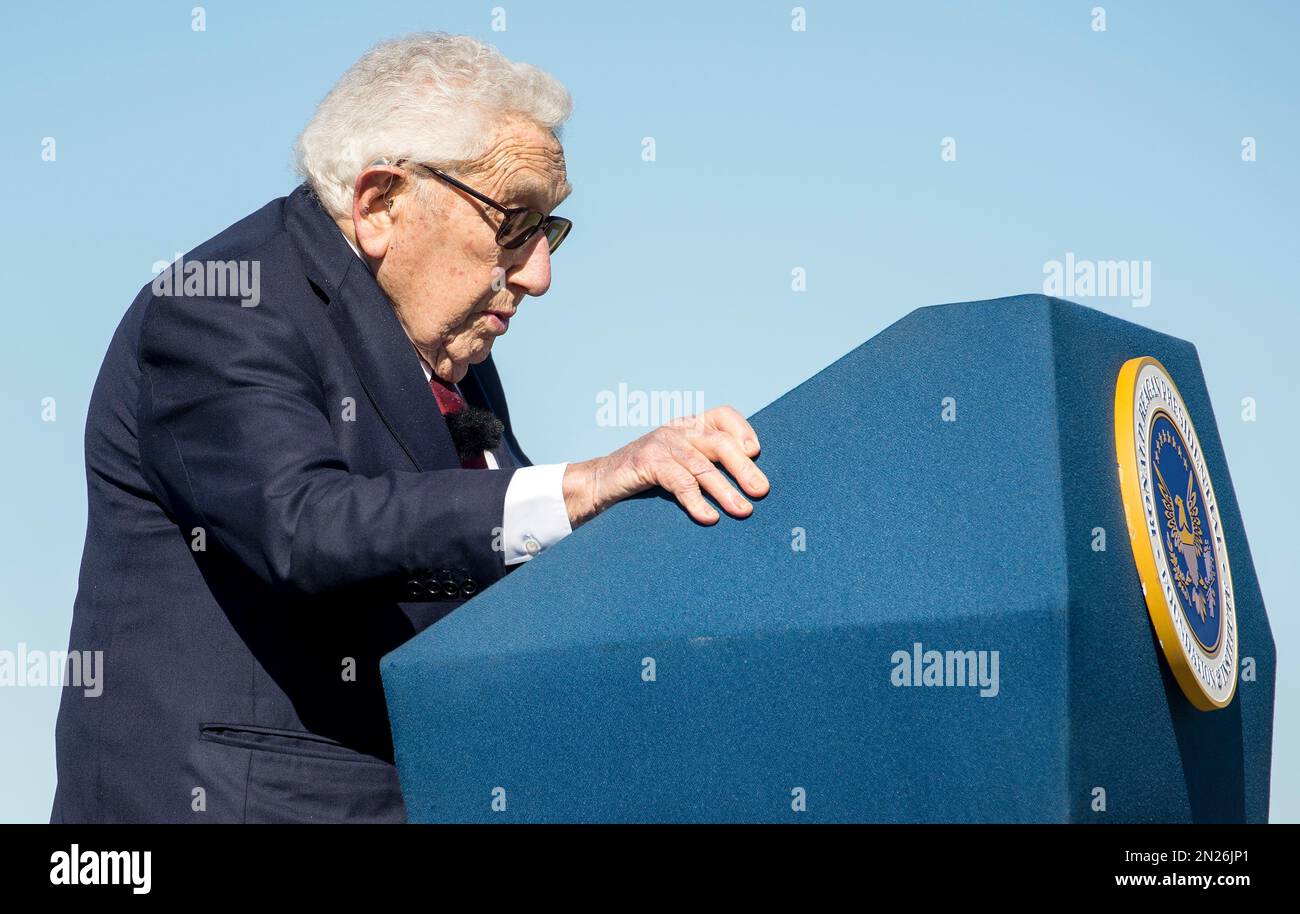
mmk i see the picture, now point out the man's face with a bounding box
[374,116,571,383]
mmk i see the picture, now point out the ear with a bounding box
[350,166,408,260]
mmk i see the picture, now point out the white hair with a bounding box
[295,32,573,218]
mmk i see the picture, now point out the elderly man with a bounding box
[51,33,768,824]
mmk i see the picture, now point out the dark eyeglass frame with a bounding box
[395,159,572,254]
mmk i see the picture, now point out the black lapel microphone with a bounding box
[445,406,504,465]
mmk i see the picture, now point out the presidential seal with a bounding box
[1114,357,1237,710]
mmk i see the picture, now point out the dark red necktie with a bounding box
[429,376,488,469]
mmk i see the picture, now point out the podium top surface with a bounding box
[386,294,1211,659]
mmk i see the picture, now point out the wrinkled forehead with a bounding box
[498,170,573,211]
[468,116,571,206]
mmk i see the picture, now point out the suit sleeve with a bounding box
[136,291,515,597]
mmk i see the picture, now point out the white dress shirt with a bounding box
[341,231,572,566]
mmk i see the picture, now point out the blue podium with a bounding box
[381,294,1275,822]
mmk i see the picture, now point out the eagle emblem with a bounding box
[1153,442,1218,626]
[1146,412,1223,655]
[1115,356,1237,710]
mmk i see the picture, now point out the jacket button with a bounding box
[460,578,478,597]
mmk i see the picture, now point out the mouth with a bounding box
[484,309,514,333]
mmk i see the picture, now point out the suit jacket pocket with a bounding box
[198,723,405,823]
[198,722,391,766]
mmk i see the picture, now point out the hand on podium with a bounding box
[562,405,770,527]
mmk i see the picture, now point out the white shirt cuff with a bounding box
[501,463,573,566]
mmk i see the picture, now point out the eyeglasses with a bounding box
[394,159,572,255]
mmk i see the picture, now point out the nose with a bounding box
[506,233,552,297]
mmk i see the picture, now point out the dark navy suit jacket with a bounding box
[52,184,532,823]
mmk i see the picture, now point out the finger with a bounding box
[691,430,769,498]
[669,439,753,518]
[656,459,721,524]
[702,406,760,457]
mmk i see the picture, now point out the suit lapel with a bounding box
[464,359,533,467]
[330,262,460,470]
[462,361,531,468]
[285,184,458,471]
[458,364,510,469]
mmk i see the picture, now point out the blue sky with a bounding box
[1,0,1296,822]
